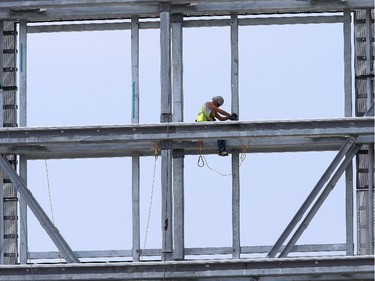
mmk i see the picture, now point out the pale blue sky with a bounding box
[25,18,347,258]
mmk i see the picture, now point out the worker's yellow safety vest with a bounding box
[196,103,215,122]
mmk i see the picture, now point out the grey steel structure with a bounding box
[0,0,374,280]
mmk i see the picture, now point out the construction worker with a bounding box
[196,96,238,156]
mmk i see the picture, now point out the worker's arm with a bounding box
[207,101,232,121]
[207,102,232,121]
[214,112,232,121]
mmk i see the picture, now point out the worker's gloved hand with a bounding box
[230,113,238,121]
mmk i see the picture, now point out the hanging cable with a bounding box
[197,138,251,176]
[239,137,251,165]
[43,154,63,262]
[44,155,55,225]
[141,143,159,260]
[197,141,204,167]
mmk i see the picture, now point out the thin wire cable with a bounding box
[141,143,159,260]
[44,156,55,225]
[197,138,251,176]
[42,156,63,262]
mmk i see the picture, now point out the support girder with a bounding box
[267,137,358,258]
[0,0,372,21]
[0,156,80,264]
[26,15,345,34]
[268,104,374,258]
[0,256,372,281]
[0,117,373,159]
[280,140,360,257]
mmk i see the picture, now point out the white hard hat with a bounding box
[212,96,224,106]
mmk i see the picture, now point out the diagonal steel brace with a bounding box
[268,102,374,258]
[267,136,357,258]
[0,155,80,263]
[278,142,360,257]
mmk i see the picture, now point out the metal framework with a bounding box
[0,0,374,280]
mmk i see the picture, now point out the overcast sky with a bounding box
[25,16,347,259]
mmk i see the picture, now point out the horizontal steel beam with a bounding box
[0,118,373,159]
[27,15,344,33]
[5,135,374,159]
[0,0,373,21]
[0,256,372,280]
[28,243,347,261]
[0,0,371,10]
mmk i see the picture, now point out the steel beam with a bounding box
[0,155,79,263]
[269,105,374,258]
[18,157,28,264]
[18,20,28,265]
[3,135,371,160]
[279,142,361,257]
[171,12,184,261]
[0,0,373,22]
[343,9,354,256]
[171,13,183,123]
[0,21,3,128]
[27,243,349,261]
[364,8,374,255]
[131,15,141,263]
[0,118,372,144]
[230,12,241,260]
[0,0,372,11]
[0,256,372,281]
[0,21,4,265]
[0,118,372,159]
[159,4,173,262]
[267,137,357,258]
[27,15,345,34]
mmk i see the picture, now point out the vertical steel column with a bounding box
[131,16,140,125]
[131,155,140,261]
[2,21,18,265]
[171,13,184,261]
[368,145,374,254]
[364,9,373,112]
[131,15,141,262]
[130,19,140,247]
[18,20,28,264]
[19,21,26,126]
[344,10,353,118]
[160,3,173,261]
[354,9,374,256]
[230,13,240,259]
[173,150,184,260]
[343,9,354,256]
[0,21,3,128]
[231,13,239,116]
[160,4,172,124]
[231,152,240,259]
[364,9,374,255]
[18,158,27,264]
[0,21,3,265]
[161,148,173,261]
[172,14,183,123]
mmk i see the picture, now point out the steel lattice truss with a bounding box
[0,0,373,280]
